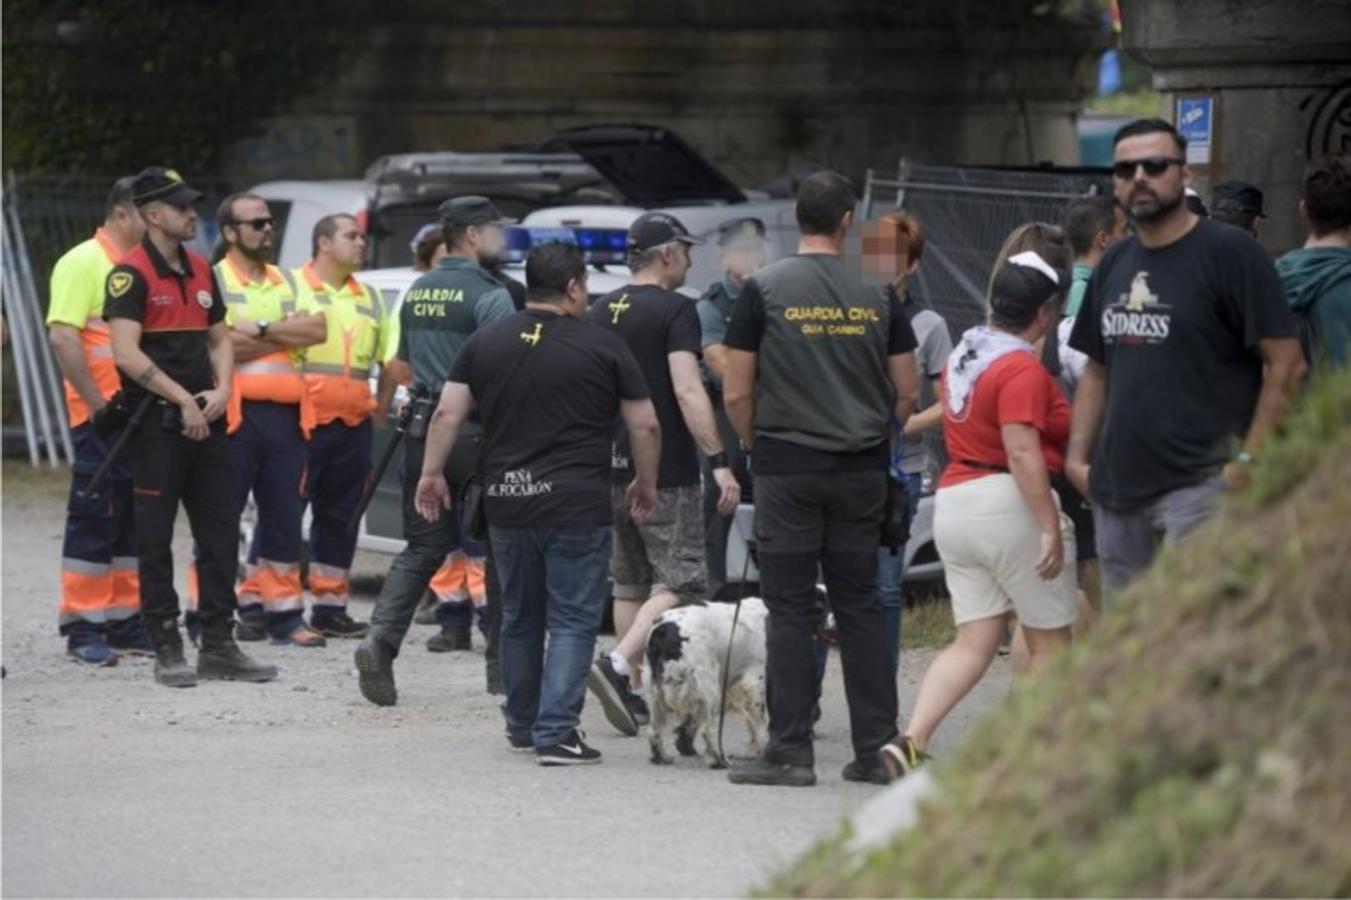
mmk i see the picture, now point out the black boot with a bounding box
[427,624,472,652]
[147,618,197,689]
[198,621,278,683]
[354,637,397,706]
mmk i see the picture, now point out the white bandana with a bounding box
[1007,250,1060,285]
[944,325,1036,417]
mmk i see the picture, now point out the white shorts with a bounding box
[934,474,1078,629]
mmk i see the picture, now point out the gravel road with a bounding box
[1,464,1008,898]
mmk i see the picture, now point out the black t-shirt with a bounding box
[724,259,919,474]
[103,240,225,404]
[449,308,650,528]
[588,284,704,488]
[1069,219,1297,511]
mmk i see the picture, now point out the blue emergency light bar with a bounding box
[502,226,629,266]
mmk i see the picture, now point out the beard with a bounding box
[1125,185,1184,224]
[477,250,502,271]
[238,240,273,263]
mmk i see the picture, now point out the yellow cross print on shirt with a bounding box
[520,322,542,346]
[608,293,630,324]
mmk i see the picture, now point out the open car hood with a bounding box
[364,152,617,208]
[542,124,746,207]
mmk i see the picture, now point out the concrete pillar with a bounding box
[1120,0,1351,252]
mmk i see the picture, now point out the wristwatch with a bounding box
[257,320,271,339]
[707,451,729,469]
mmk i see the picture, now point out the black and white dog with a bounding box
[644,597,768,768]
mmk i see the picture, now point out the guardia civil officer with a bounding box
[354,196,516,707]
[104,167,277,688]
[696,216,767,598]
[721,171,920,786]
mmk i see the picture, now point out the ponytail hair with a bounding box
[989,253,1060,330]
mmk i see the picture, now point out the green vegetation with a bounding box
[901,592,957,650]
[768,370,1351,897]
[1,1,333,174]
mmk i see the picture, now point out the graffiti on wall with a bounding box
[1301,79,1351,158]
[229,116,359,182]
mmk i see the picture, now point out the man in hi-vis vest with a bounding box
[187,193,327,648]
[293,214,397,639]
[47,176,148,665]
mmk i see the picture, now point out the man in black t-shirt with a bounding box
[722,172,921,787]
[1067,119,1306,594]
[413,242,660,765]
[584,212,741,738]
[105,166,277,688]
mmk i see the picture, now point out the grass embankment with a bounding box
[769,370,1351,898]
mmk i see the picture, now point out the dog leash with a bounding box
[716,511,755,765]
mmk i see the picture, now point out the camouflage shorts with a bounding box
[609,483,707,603]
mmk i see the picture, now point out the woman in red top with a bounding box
[880,251,1078,781]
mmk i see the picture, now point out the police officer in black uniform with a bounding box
[354,196,517,707]
[721,172,920,786]
[104,167,277,688]
[695,217,767,597]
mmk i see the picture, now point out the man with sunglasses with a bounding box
[184,194,328,647]
[104,167,278,687]
[1067,119,1307,596]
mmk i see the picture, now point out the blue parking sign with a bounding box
[1176,97,1213,165]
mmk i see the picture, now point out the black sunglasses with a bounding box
[1112,157,1185,179]
[227,217,274,230]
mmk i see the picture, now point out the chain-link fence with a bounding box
[864,162,1112,338]
[7,173,236,314]
[861,162,1112,489]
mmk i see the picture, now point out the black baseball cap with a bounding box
[131,167,203,207]
[716,216,767,247]
[1212,180,1266,217]
[437,195,517,226]
[627,212,704,253]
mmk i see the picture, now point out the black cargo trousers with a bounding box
[367,427,501,679]
[131,406,238,645]
[753,468,899,767]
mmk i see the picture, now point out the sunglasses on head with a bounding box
[1112,157,1186,179]
[229,217,274,230]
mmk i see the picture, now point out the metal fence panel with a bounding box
[866,163,1111,339]
[862,162,1111,490]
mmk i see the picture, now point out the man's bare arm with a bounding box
[372,361,407,430]
[421,382,475,478]
[1065,359,1106,496]
[1243,337,1307,454]
[230,313,326,362]
[49,323,107,412]
[620,397,661,488]
[704,343,729,382]
[903,401,944,437]
[723,349,757,449]
[109,318,196,407]
[669,351,724,455]
[886,350,921,423]
[206,321,233,392]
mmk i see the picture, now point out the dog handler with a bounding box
[722,172,920,787]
